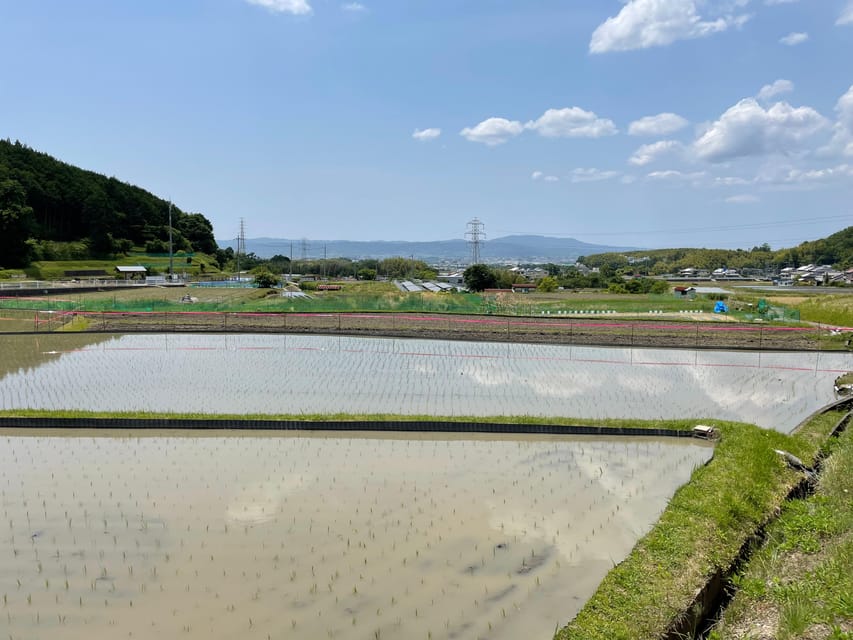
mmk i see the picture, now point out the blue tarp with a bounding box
[714,301,729,314]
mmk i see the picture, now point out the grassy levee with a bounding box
[555,409,847,640]
[709,413,853,639]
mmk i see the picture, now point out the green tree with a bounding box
[463,264,498,291]
[357,268,377,280]
[253,269,278,288]
[0,178,35,267]
[537,276,559,292]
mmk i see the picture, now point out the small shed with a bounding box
[115,266,148,280]
[673,286,696,298]
[511,283,538,293]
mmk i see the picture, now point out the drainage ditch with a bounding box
[663,398,853,640]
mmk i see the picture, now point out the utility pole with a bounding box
[465,218,485,265]
[168,202,174,281]
[236,218,246,282]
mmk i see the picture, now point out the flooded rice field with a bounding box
[0,333,850,432]
[0,431,712,640]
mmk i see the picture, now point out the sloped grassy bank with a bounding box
[709,411,853,639]
[556,406,850,640]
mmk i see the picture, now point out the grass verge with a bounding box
[709,415,853,639]
[554,409,847,640]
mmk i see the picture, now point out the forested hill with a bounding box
[0,140,217,267]
[582,226,853,274]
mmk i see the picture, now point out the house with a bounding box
[115,265,147,280]
[437,272,465,286]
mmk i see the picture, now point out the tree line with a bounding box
[0,140,217,267]
[580,226,853,276]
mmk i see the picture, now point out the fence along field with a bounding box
[0,305,845,351]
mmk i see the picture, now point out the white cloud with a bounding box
[589,0,750,54]
[765,0,799,4]
[460,118,524,146]
[246,0,312,15]
[779,32,808,45]
[646,170,707,183]
[713,176,752,186]
[821,85,853,157]
[837,1,853,25]
[757,79,794,102]
[412,128,441,141]
[725,194,760,203]
[531,171,560,182]
[761,163,853,187]
[784,164,853,182]
[629,140,683,166]
[525,107,617,138]
[693,98,828,162]
[342,2,367,11]
[570,168,622,183]
[628,112,689,136]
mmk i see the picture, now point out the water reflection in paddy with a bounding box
[0,333,849,432]
[0,431,712,640]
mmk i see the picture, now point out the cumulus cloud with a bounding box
[525,107,617,138]
[460,118,524,145]
[837,1,853,25]
[628,112,689,136]
[822,85,853,157]
[570,168,621,183]
[757,79,794,102]
[646,169,706,181]
[531,171,560,182]
[693,98,828,162]
[246,0,312,15]
[725,194,760,203]
[758,163,853,187]
[629,140,683,166]
[342,2,367,11]
[589,0,750,54]
[779,31,808,45]
[412,128,441,141]
[713,176,752,187]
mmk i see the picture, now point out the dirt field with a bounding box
[42,310,839,351]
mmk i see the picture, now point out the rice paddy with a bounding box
[0,334,849,432]
[0,430,712,640]
[1,332,849,639]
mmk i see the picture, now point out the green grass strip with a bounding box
[555,410,845,640]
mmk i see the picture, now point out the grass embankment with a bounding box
[710,416,853,639]
[761,292,853,328]
[0,410,704,428]
[555,409,847,640]
[21,252,222,280]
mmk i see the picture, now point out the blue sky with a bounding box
[1,0,851,250]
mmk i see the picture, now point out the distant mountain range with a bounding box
[217,235,640,263]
